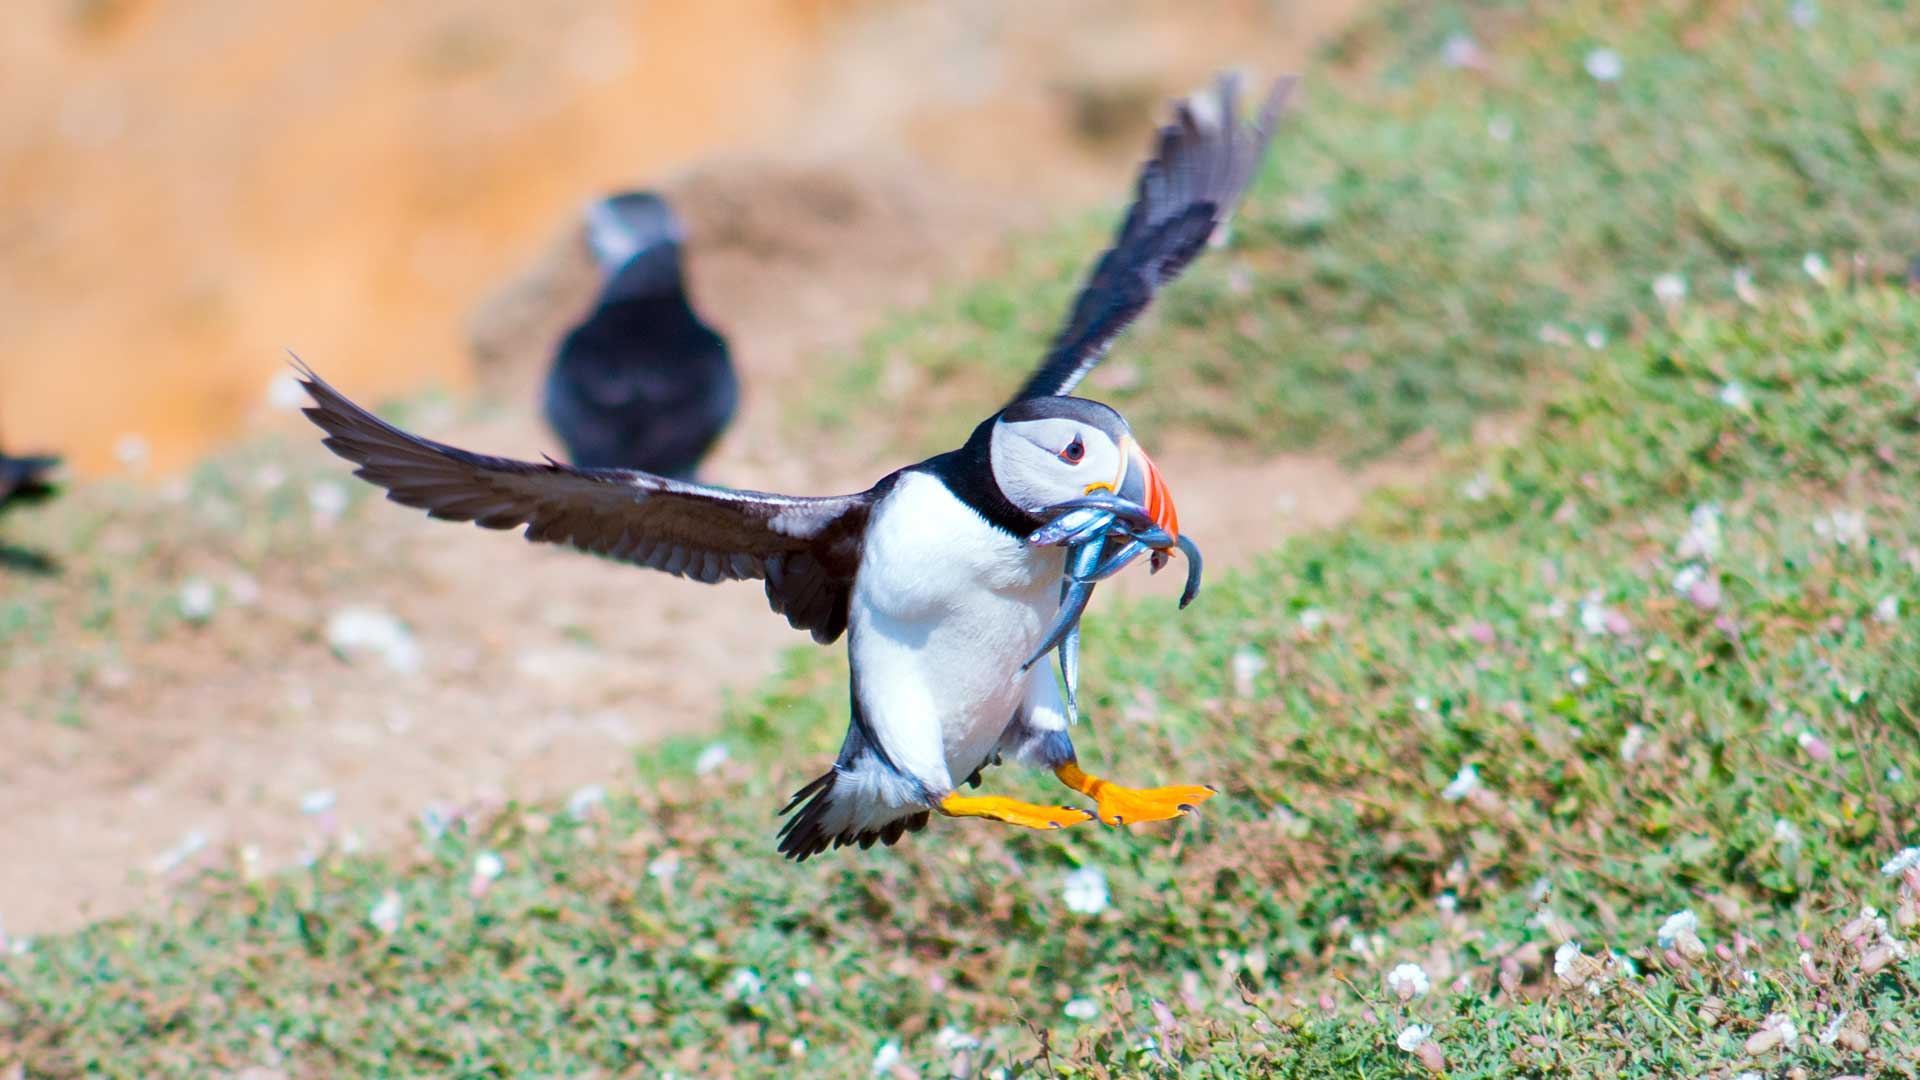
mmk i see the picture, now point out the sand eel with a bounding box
[545,192,736,479]
[298,73,1295,859]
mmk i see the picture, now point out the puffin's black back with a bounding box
[544,193,736,479]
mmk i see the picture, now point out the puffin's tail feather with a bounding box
[776,767,931,862]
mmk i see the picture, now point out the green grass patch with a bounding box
[800,0,1920,461]
[7,291,1917,1076]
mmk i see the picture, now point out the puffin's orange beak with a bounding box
[1109,436,1178,545]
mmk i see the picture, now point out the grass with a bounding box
[8,2,1920,1075]
[6,289,1918,1075]
[799,0,1920,462]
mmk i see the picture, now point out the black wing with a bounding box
[297,362,875,643]
[0,452,60,509]
[1013,73,1296,402]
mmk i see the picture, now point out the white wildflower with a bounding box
[1619,724,1649,762]
[1568,664,1590,688]
[1882,847,1920,877]
[1062,866,1110,916]
[1578,592,1610,635]
[1583,327,1607,350]
[300,789,336,815]
[307,480,349,526]
[114,433,150,471]
[1230,648,1265,698]
[1802,252,1830,285]
[871,1039,902,1075]
[1386,962,1431,1001]
[1813,508,1867,547]
[1461,471,1493,502]
[1772,818,1803,847]
[1889,766,1906,783]
[1875,596,1901,624]
[1414,695,1435,714]
[1552,941,1587,986]
[694,743,730,775]
[789,1038,808,1057]
[325,607,421,674]
[566,784,607,820]
[1680,507,1722,557]
[177,578,217,623]
[1440,32,1483,69]
[727,968,763,1000]
[1671,564,1707,596]
[1395,1023,1433,1052]
[1652,272,1687,308]
[1298,608,1326,632]
[792,969,814,989]
[1656,910,1698,949]
[1584,48,1622,82]
[1064,998,1099,1020]
[934,1026,980,1051]
[1818,1010,1849,1046]
[472,851,504,882]
[1441,764,1480,802]
[266,371,306,411]
[1718,381,1750,409]
[647,852,681,881]
[368,890,402,934]
[418,804,450,840]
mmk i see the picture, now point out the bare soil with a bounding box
[0,0,1382,935]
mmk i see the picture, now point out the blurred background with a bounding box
[0,0,1346,476]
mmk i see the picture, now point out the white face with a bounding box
[988,415,1128,515]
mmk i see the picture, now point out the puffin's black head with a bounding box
[987,397,1179,543]
[582,192,684,274]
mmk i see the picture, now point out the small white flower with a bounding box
[1889,766,1906,783]
[1440,32,1482,69]
[1677,504,1722,559]
[1813,508,1867,547]
[1671,564,1707,596]
[566,784,607,820]
[726,968,763,999]
[326,607,421,674]
[934,1026,980,1051]
[694,743,730,775]
[1802,251,1830,284]
[1414,695,1435,713]
[792,969,814,989]
[1718,381,1750,409]
[789,1038,808,1057]
[114,433,150,470]
[1619,724,1648,763]
[1882,847,1920,877]
[1386,962,1431,1000]
[1651,272,1687,308]
[647,852,681,881]
[266,371,307,411]
[1062,866,1110,915]
[1461,471,1493,502]
[1772,818,1803,847]
[1818,1010,1849,1046]
[1567,664,1590,688]
[177,578,217,623]
[1064,998,1099,1021]
[1583,327,1607,350]
[1230,648,1265,698]
[472,851,504,881]
[1553,941,1584,982]
[1441,764,1480,802]
[1578,593,1610,635]
[1874,596,1901,624]
[871,1039,902,1075]
[1584,48,1622,82]
[368,890,402,934]
[1437,892,1458,914]
[307,480,349,526]
[1298,608,1326,632]
[1656,910,1698,949]
[300,789,337,815]
[1395,1023,1432,1052]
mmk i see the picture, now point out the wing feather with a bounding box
[1013,73,1296,401]
[296,362,875,643]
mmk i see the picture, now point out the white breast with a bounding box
[848,471,1064,794]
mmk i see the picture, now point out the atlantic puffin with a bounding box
[544,191,736,478]
[298,73,1295,859]
[0,448,60,516]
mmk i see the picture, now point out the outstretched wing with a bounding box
[1013,73,1296,402]
[296,362,877,643]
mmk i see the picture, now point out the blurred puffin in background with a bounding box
[300,73,1294,860]
[544,192,737,479]
[0,447,60,518]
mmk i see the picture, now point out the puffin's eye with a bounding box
[1058,436,1085,464]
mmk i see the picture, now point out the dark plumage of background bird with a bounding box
[543,191,737,480]
[0,449,60,516]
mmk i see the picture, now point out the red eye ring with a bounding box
[1059,437,1085,464]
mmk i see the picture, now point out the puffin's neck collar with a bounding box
[927,415,1044,538]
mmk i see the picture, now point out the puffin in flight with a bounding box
[298,73,1295,859]
[0,447,60,517]
[544,191,736,478]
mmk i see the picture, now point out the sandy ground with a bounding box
[0,0,1386,935]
